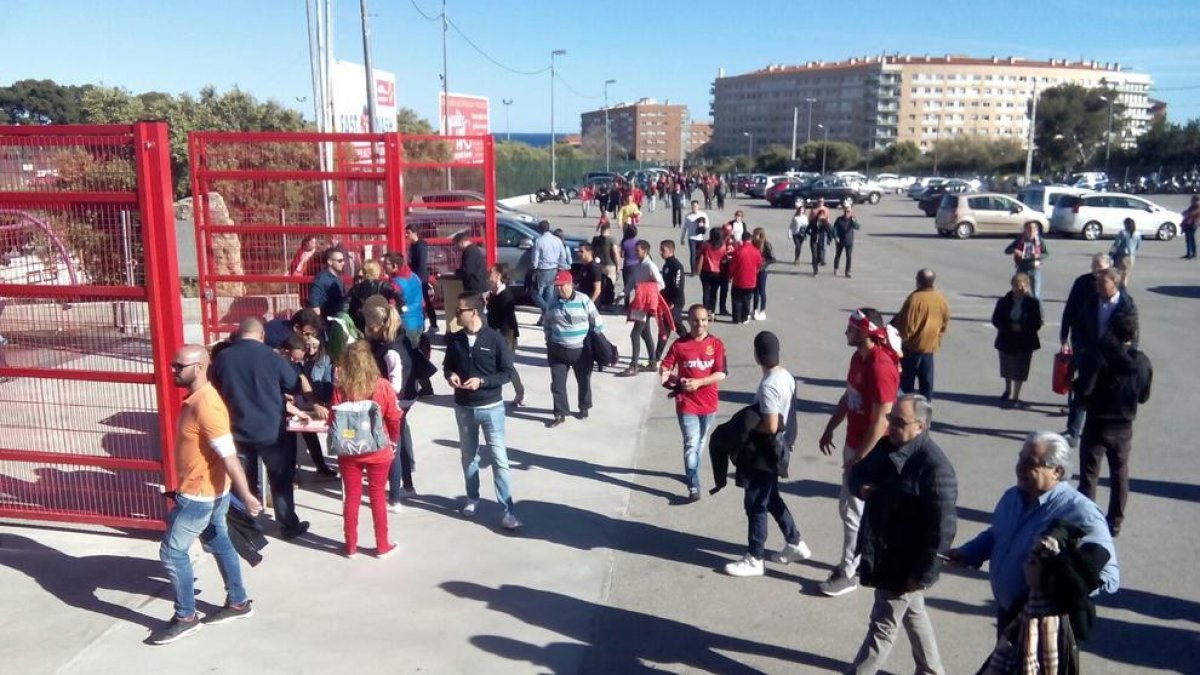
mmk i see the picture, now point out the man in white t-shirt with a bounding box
[681,201,709,275]
[725,331,811,577]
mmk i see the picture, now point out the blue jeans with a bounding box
[743,467,800,560]
[753,268,769,312]
[455,403,514,515]
[1185,228,1196,258]
[388,418,415,501]
[534,268,558,313]
[677,413,715,492]
[160,493,247,619]
[1026,267,1043,300]
[900,352,936,400]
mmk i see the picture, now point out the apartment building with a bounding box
[581,98,686,163]
[686,121,713,155]
[710,55,1153,156]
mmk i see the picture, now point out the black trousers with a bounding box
[718,275,730,314]
[810,241,827,274]
[548,342,593,416]
[791,233,806,263]
[299,432,333,472]
[671,203,683,227]
[629,320,655,365]
[238,437,302,531]
[700,272,722,313]
[834,242,853,273]
[421,279,437,330]
[731,287,754,323]
[1077,421,1133,528]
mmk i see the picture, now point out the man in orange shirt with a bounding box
[150,344,263,646]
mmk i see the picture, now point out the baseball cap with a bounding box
[554,270,573,285]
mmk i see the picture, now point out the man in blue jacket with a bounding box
[306,247,346,318]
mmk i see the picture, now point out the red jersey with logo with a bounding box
[661,334,727,415]
[844,347,900,450]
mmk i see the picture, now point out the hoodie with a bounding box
[1075,337,1152,425]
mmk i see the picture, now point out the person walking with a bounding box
[1074,313,1152,537]
[818,309,902,597]
[728,232,762,325]
[620,240,666,375]
[405,224,438,333]
[722,331,810,577]
[659,304,727,500]
[543,271,605,427]
[750,228,775,321]
[890,269,950,401]
[990,272,1043,408]
[659,240,687,339]
[149,344,262,645]
[682,201,709,274]
[714,177,727,211]
[486,264,526,408]
[385,252,432,397]
[620,224,641,304]
[618,193,642,228]
[808,205,833,277]
[1181,194,1199,259]
[329,341,401,558]
[846,394,957,675]
[697,228,730,317]
[1109,217,1141,287]
[452,232,488,295]
[530,219,569,316]
[1059,254,1113,446]
[788,205,808,265]
[832,205,860,278]
[591,219,621,294]
[669,183,685,228]
[443,292,520,529]
[1004,221,1048,300]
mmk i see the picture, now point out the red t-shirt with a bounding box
[698,242,728,275]
[661,334,727,415]
[729,242,762,289]
[844,347,900,450]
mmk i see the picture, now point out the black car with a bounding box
[918,180,974,216]
[776,177,859,209]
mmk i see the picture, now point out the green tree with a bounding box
[1034,84,1124,172]
[0,79,91,124]
[753,145,793,173]
[868,141,921,171]
[930,136,1024,173]
[796,141,860,172]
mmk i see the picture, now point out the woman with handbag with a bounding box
[991,273,1043,408]
[1004,221,1049,300]
[330,341,402,558]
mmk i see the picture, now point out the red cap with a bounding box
[554,270,573,285]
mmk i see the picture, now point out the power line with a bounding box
[555,73,600,100]
[445,17,550,76]
[408,0,440,21]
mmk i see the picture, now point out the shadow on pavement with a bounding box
[0,534,168,630]
[1126,477,1200,503]
[507,448,682,502]
[1146,284,1200,299]
[443,581,849,674]
[1085,615,1199,672]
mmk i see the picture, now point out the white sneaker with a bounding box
[387,501,403,514]
[501,513,522,530]
[723,553,764,577]
[771,540,812,564]
[750,312,759,321]
[757,310,767,321]
[460,499,479,517]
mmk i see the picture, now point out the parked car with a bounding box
[918,180,974,216]
[765,177,810,206]
[908,177,946,200]
[848,178,884,205]
[1068,171,1109,191]
[1016,185,1092,215]
[1050,193,1180,241]
[874,173,913,193]
[747,174,789,198]
[935,193,1048,239]
[411,190,540,226]
[775,176,862,209]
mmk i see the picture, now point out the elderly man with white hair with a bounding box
[947,431,1119,634]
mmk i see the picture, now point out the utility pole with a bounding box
[440,0,449,137]
[501,99,513,142]
[550,49,566,187]
[790,106,799,162]
[805,97,817,143]
[604,79,616,172]
[359,0,378,133]
[1024,79,1039,186]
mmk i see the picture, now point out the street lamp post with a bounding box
[791,106,799,161]
[1098,93,1115,175]
[805,97,817,143]
[743,131,754,160]
[817,123,829,174]
[501,99,513,142]
[550,48,565,188]
[604,78,616,172]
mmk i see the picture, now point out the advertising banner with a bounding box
[439,93,490,163]
[332,60,397,134]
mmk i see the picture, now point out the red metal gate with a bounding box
[0,123,184,531]
[188,131,495,343]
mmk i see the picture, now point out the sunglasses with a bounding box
[170,361,200,372]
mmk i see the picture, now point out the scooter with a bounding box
[534,187,571,204]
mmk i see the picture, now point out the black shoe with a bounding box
[204,600,254,625]
[148,614,203,645]
[546,416,566,428]
[577,409,590,419]
[688,488,701,502]
[280,521,310,540]
[1108,522,1121,537]
[315,466,339,479]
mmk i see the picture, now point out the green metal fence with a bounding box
[495,157,651,198]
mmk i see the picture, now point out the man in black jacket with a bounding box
[659,240,687,339]
[453,231,489,295]
[1075,313,1152,537]
[405,224,438,332]
[847,394,957,674]
[442,292,520,529]
[1059,253,1112,444]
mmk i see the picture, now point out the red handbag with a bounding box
[1052,348,1073,395]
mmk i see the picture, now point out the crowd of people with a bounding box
[146,186,1166,675]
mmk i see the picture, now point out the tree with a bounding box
[929,136,1024,173]
[1034,84,1124,173]
[0,79,91,124]
[795,141,860,172]
[868,141,921,171]
[753,145,793,173]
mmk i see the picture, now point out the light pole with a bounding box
[603,78,616,172]
[550,48,566,188]
[790,106,799,161]
[743,131,754,160]
[1098,93,1115,175]
[817,123,829,174]
[501,98,513,142]
[805,97,817,143]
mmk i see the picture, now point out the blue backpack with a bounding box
[326,400,389,456]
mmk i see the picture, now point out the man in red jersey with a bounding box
[818,308,902,597]
[660,304,727,501]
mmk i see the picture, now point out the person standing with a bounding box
[361,305,417,508]
[442,292,520,529]
[714,177,727,211]
[1181,194,1199,259]
[659,305,726,500]
[1004,221,1048,300]
[890,269,950,401]
[809,205,833,277]
[990,273,1043,408]
[620,224,641,304]
[697,228,730,316]
[788,205,808,265]
[531,219,569,315]
[1059,254,1113,446]
[659,240,687,339]
[1109,217,1141,287]
[845,394,957,675]
[543,271,604,427]
[750,227,775,321]
[452,232,489,295]
[620,240,666,376]
[573,244,605,304]
[681,201,709,274]
[149,344,262,645]
[1074,313,1152,537]
[211,318,307,539]
[307,247,347,317]
[591,220,621,294]
[486,264,525,408]
[405,224,438,333]
[669,183,685,228]
[818,308,902,597]
[832,205,860,278]
[728,232,762,325]
[723,331,810,577]
[618,193,642,228]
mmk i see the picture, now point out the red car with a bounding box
[765,178,807,206]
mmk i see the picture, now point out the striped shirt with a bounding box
[544,291,603,349]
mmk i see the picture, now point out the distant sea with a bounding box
[497,133,553,147]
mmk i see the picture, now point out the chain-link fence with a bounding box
[495,157,651,198]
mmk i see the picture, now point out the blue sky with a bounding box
[4,0,1199,133]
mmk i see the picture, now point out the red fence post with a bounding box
[482,135,497,267]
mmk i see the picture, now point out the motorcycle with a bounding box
[534,186,571,204]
